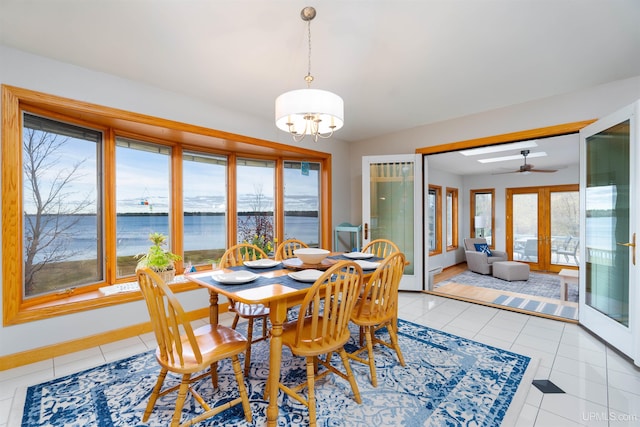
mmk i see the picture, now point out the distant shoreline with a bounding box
[32,211,319,217]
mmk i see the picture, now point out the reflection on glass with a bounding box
[585,120,630,326]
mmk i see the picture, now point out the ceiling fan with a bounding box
[496,149,558,174]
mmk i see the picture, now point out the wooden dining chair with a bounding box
[219,243,270,377]
[361,238,400,258]
[348,252,406,387]
[267,260,363,427]
[136,268,252,427]
[274,238,309,261]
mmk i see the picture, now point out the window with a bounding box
[283,161,320,246]
[182,151,228,266]
[22,114,103,298]
[236,158,276,254]
[115,138,172,277]
[470,189,495,246]
[446,187,458,250]
[428,185,442,255]
[2,85,333,325]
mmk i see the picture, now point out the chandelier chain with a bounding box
[305,18,313,86]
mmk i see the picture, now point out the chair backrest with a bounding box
[274,238,309,261]
[524,238,538,256]
[353,252,406,323]
[137,268,201,367]
[361,239,400,258]
[219,243,268,268]
[294,261,363,352]
[463,237,487,251]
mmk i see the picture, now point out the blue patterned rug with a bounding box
[18,320,535,426]
[441,270,579,302]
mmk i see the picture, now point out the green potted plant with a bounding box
[135,232,182,283]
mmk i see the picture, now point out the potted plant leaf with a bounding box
[135,232,182,283]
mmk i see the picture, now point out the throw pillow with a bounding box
[474,243,492,257]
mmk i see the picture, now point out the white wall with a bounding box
[0,46,352,357]
[350,75,640,273]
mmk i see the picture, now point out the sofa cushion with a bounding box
[474,243,492,256]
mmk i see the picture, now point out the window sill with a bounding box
[6,275,202,325]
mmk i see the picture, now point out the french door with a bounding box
[362,154,423,291]
[506,185,579,272]
[579,100,639,366]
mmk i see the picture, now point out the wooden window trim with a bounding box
[428,185,442,256]
[2,85,333,325]
[470,188,496,248]
[446,187,458,251]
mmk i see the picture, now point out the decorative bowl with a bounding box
[294,248,330,265]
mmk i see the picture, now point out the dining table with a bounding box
[184,252,382,427]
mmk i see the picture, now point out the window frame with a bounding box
[445,187,458,251]
[2,85,333,326]
[470,188,495,248]
[428,185,442,256]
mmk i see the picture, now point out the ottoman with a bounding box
[492,261,529,281]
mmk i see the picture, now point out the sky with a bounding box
[23,134,319,215]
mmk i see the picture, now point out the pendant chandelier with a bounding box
[275,6,344,142]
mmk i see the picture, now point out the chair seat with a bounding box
[351,299,394,327]
[157,324,248,374]
[230,302,269,318]
[281,316,351,357]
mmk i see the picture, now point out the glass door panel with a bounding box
[508,186,578,272]
[512,193,539,265]
[550,191,580,267]
[585,121,630,327]
[362,154,423,291]
[580,100,638,365]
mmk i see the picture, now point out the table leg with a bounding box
[560,280,567,301]
[208,291,219,325]
[266,301,288,426]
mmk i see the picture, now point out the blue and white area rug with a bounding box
[18,320,536,426]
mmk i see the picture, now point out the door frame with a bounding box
[506,184,579,273]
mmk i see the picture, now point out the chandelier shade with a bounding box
[275,88,344,137]
[275,6,343,142]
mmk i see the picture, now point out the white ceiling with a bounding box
[1,1,639,159]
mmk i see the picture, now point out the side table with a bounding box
[333,222,362,252]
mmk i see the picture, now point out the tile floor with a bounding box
[1,292,639,426]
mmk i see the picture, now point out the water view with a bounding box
[28,213,319,263]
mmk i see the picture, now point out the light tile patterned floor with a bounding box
[1,293,639,426]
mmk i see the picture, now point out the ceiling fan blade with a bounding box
[530,169,558,173]
[491,169,520,175]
